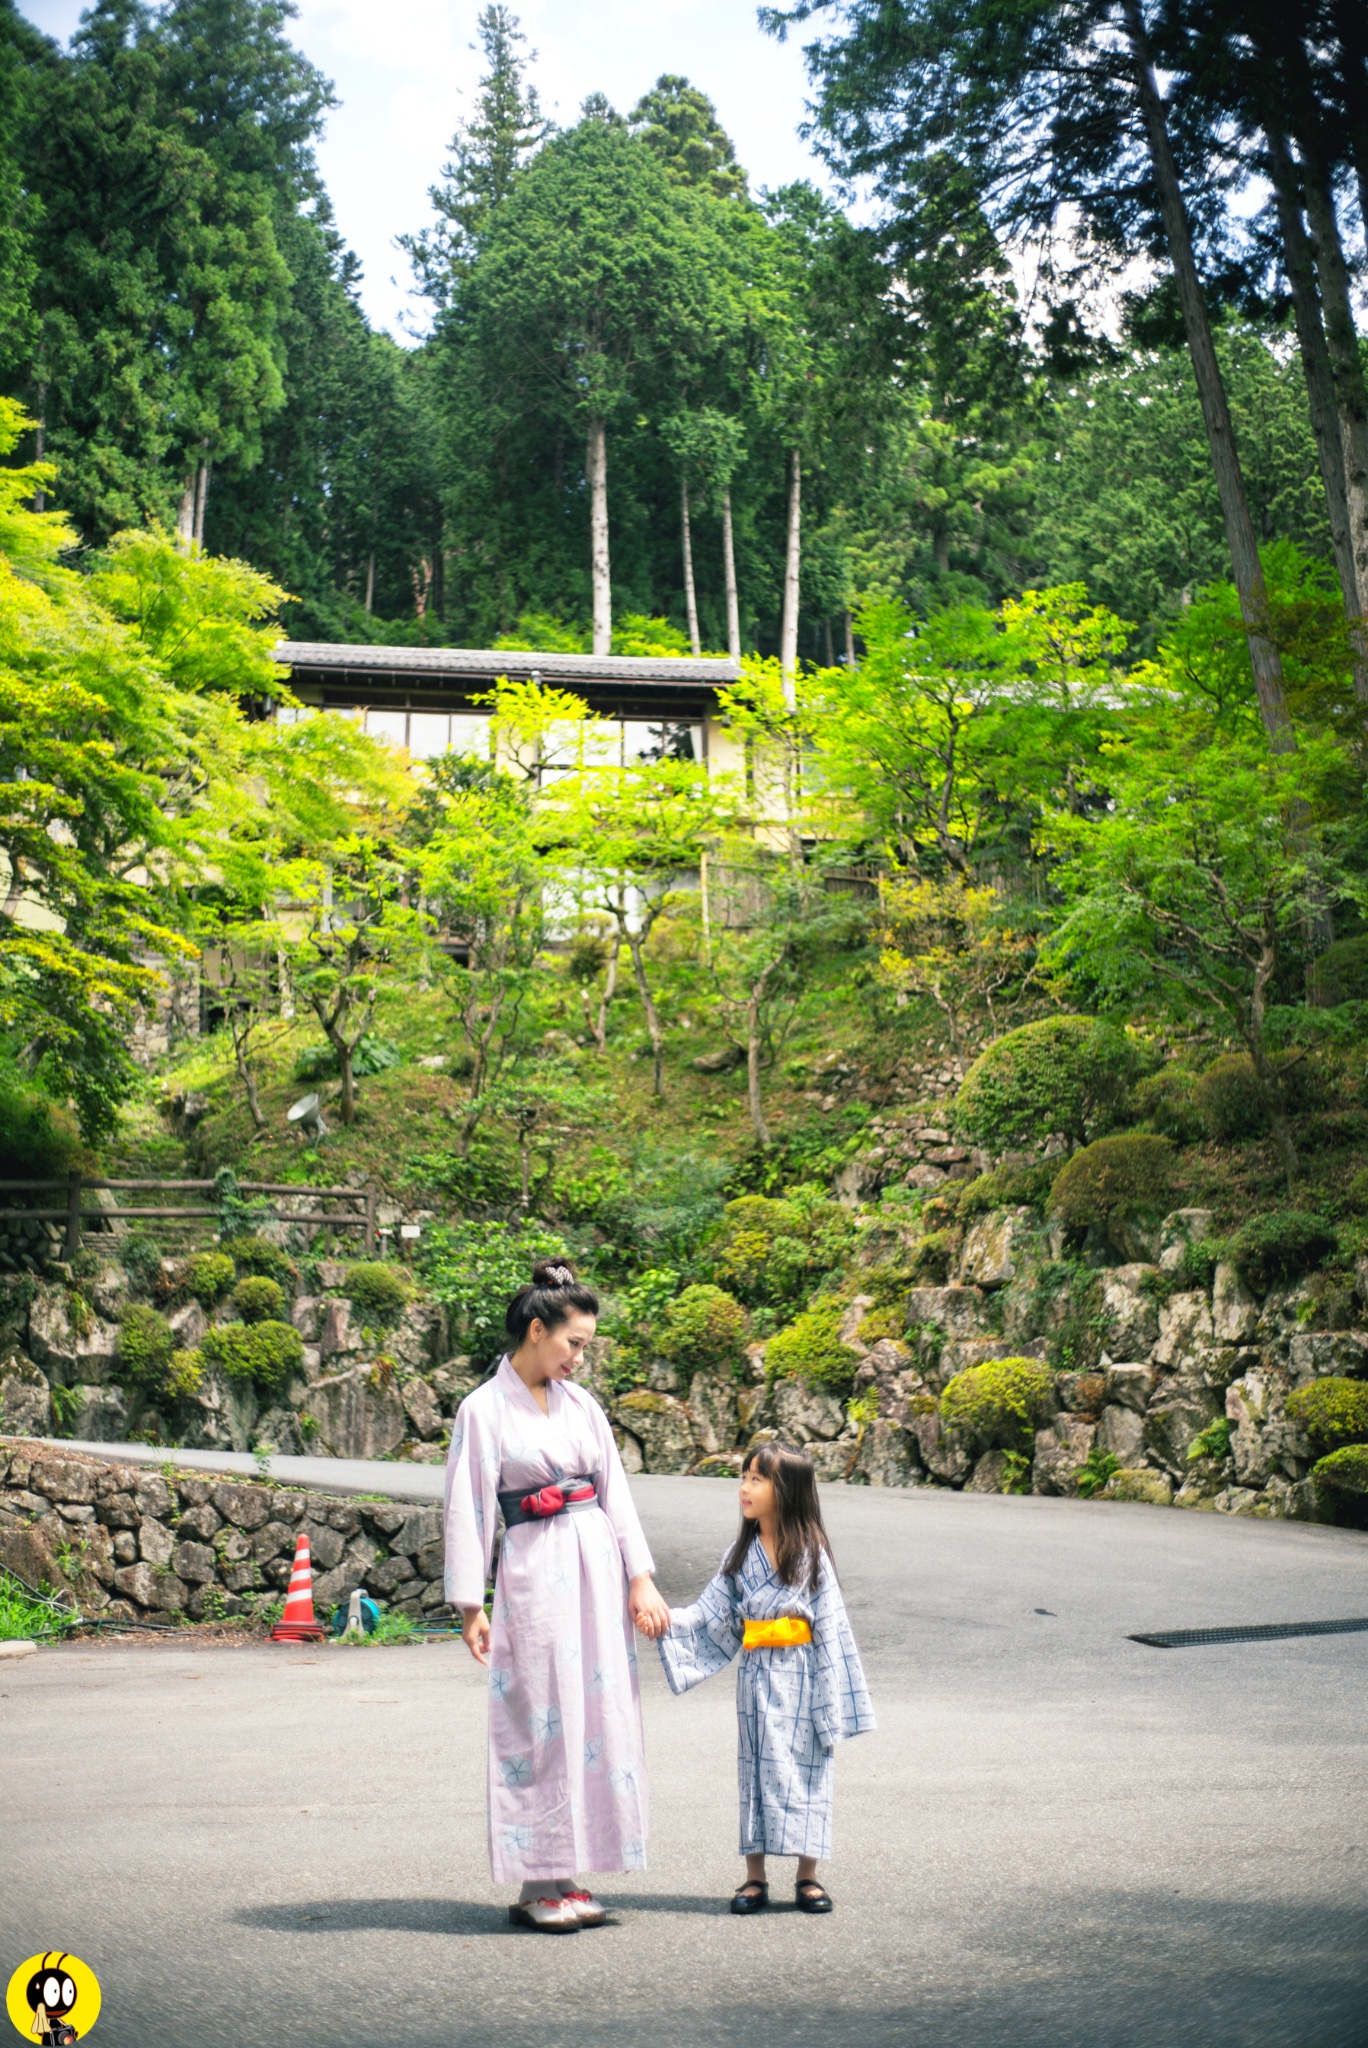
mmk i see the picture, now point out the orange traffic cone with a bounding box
[270,1531,326,1642]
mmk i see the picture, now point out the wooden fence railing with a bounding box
[0,1176,377,1257]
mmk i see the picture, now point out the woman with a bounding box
[443,1259,671,1932]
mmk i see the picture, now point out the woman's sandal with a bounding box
[508,1896,580,1933]
[795,1880,834,1914]
[730,1880,770,1916]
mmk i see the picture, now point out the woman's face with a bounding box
[526,1309,597,1382]
[739,1464,776,1523]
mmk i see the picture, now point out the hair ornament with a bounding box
[546,1265,574,1287]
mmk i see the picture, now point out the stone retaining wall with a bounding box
[0,1442,451,1624]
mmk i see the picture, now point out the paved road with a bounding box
[45,1439,447,1504]
[4,1479,1368,2048]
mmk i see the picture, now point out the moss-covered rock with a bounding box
[1104,1466,1174,1506]
[1285,1377,1368,1454]
[613,1389,695,1473]
[940,1357,1056,1452]
[1310,1444,1368,1495]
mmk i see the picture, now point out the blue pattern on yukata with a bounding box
[658,1537,875,1859]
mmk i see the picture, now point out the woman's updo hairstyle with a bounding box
[504,1258,599,1348]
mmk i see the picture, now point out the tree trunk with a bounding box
[1298,154,1368,662]
[1122,2,1295,754]
[681,478,701,656]
[519,1131,531,1209]
[31,383,45,512]
[626,929,664,1097]
[581,934,618,1054]
[1330,0,1368,235]
[337,1046,356,1127]
[844,610,856,668]
[193,459,210,548]
[1266,128,1368,699]
[1246,921,1298,1186]
[721,486,741,660]
[587,416,611,656]
[744,953,784,1146]
[780,449,801,708]
[364,549,376,614]
[229,1012,266,1130]
[176,478,196,544]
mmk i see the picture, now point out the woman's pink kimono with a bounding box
[443,1357,654,1884]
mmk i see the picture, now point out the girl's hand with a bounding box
[628,1574,671,1641]
[461,1605,491,1665]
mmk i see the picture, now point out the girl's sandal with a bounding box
[795,1880,834,1915]
[730,1880,770,1916]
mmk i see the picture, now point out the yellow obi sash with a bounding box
[743,1617,812,1650]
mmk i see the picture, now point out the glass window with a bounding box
[623,718,700,763]
[408,712,451,759]
[448,712,491,758]
[365,709,408,749]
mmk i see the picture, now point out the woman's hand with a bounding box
[628,1574,671,1641]
[461,1604,491,1665]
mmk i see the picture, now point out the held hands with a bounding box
[628,1573,671,1641]
[461,1605,492,1665]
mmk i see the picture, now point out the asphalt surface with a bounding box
[4,1478,1368,2048]
[45,1439,447,1504]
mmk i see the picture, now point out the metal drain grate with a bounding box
[1129,1617,1368,1649]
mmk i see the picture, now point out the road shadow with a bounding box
[233,1892,729,1936]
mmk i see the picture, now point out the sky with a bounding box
[18,0,831,338]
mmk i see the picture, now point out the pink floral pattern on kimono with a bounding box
[443,1357,654,1883]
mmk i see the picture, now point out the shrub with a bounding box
[656,1285,749,1381]
[939,1358,1057,1452]
[1076,1446,1121,1499]
[118,1303,174,1386]
[1193,1054,1268,1140]
[765,1300,855,1396]
[200,1320,304,1394]
[954,1161,1056,1218]
[1049,1133,1174,1231]
[1308,935,1368,1009]
[420,1218,570,1368]
[293,1035,401,1084]
[232,1275,286,1325]
[0,1065,81,1179]
[344,1261,410,1325]
[910,1230,956,1283]
[1132,1066,1204,1144]
[221,1234,297,1288]
[1285,1377,1368,1453]
[1310,1444,1368,1494]
[954,1016,1140,1151]
[714,1187,855,1309]
[1223,1210,1337,1288]
[165,1349,204,1398]
[1187,1417,1232,1462]
[181,1251,235,1308]
[121,1233,163,1294]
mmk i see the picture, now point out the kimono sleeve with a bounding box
[443,1390,500,1609]
[810,1554,876,1754]
[657,1559,743,1695]
[582,1390,655,1581]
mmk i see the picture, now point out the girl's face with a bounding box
[524,1309,596,1382]
[739,1464,776,1523]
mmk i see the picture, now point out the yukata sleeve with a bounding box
[657,1560,743,1695]
[443,1392,500,1609]
[810,1553,876,1754]
[584,1390,655,1580]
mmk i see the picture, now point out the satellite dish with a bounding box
[287,1091,329,1140]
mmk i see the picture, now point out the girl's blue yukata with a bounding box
[657,1535,875,1859]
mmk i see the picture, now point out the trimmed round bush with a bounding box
[222,1233,297,1288]
[120,1232,163,1294]
[200,1319,304,1394]
[1308,935,1368,1009]
[344,1261,409,1325]
[1132,1067,1204,1144]
[765,1300,855,1396]
[1193,1054,1268,1140]
[181,1251,235,1308]
[118,1303,174,1386]
[1311,1444,1368,1494]
[716,1191,854,1308]
[1049,1133,1174,1230]
[232,1275,286,1325]
[940,1358,1057,1452]
[165,1349,204,1399]
[1224,1210,1337,1288]
[656,1285,749,1380]
[954,1016,1140,1151]
[1285,1377,1368,1453]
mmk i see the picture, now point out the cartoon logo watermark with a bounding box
[5,1955,101,2045]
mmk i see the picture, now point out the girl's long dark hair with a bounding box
[724,1439,833,1593]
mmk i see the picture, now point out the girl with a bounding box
[657,1438,874,1915]
[444,1259,671,1932]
